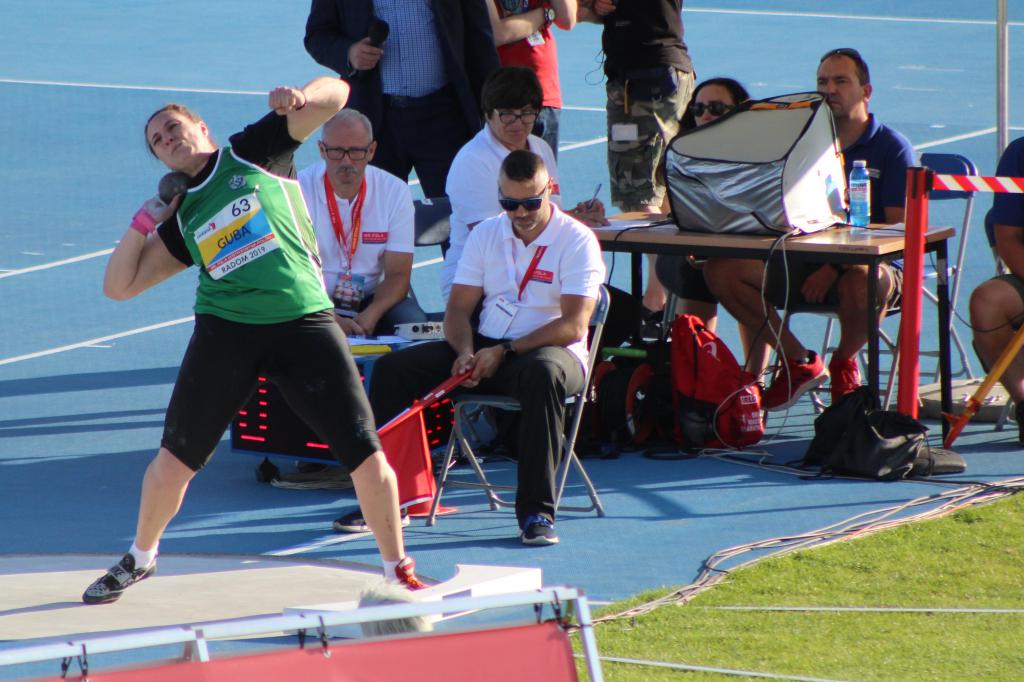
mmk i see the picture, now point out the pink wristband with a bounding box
[130,208,157,236]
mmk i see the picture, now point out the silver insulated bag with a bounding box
[665,92,847,235]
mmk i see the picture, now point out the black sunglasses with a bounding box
[689,101,736,118]
[498,194,545,212]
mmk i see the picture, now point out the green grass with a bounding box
[577,493,1024,681]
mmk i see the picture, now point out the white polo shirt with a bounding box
[442,126,560,300]
[454,205,605,367]
[298,162,414,298]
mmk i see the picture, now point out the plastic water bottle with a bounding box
[848,159,871,228]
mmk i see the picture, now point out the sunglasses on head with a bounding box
[821,47,864,63]
[819,47,871,82]
[498,194,545,212]
[689,101,736,118]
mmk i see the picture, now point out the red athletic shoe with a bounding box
[828,355,861,403]
[763,351,828,411]
[392,556,427,590]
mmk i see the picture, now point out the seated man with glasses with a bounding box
[336,149,605,545]
[299,109,427,336]
[442,66,606,301]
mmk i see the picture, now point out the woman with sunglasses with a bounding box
[657,77,770,373]
[83,76,425,605]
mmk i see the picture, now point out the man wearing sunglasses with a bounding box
[442,66,606,301]
[360,150,605,545]
[299,110,427,336]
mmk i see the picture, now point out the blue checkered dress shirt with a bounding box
[372,0,448,97]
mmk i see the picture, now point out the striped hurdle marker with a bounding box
[933,173,1024,194]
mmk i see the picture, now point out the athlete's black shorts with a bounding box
[162,311,381,471]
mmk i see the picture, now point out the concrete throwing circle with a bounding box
[0,553,386,641]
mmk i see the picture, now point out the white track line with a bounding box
[0,317,193,366]
[264,533,372,557]
[598,655,848,682]
[413,256,443,269]
[560,136,607,152]
[0,248,113,280]
[914,127,998,151]
[0,77,263,95]
[685,7,1023,27]
[0,244,438,284]
[0,260,439,364]
[0,78,608,112]
[711,605,1024,614]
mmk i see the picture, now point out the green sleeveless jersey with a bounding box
[175,147,331,324]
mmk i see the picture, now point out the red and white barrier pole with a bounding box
[896,166,931,417]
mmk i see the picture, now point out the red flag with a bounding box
[379,409,435,508]
[377,372,470,510]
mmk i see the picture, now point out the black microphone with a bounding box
[367,18,389,48]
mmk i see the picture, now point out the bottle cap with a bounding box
[853,159,867,167]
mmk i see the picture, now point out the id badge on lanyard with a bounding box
[479,295,517,339]
[324,173,367,303]
[479,243,547,339]
[332,272,366,317]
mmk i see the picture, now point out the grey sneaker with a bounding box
[82,553,156,604]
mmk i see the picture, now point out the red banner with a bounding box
[35,622,578,682]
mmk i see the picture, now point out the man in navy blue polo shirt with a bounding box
[704,48,913,408]
[969,138,1024,441]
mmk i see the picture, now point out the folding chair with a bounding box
[917,152,978,380]
[426,285,611,525]
[806,153,979,409]
[413,197,453,322]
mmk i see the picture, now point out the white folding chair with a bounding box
[426,285,610,525]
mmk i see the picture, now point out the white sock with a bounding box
[130,542,158,569]
[382,559,400,582]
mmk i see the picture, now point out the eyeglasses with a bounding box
[689,101,736,118]
[495,110,539,125]
[319,141,372,161]
[498,194,545,212]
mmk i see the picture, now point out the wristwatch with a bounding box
[543,5,556,28]
[502,341,517,359]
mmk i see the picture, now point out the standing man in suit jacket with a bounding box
[305,0,500,199]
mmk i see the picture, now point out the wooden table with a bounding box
[596,218,955,429]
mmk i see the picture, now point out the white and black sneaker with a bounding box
[333,508,411,533]
[82,554,156,605]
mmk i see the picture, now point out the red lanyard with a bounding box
[518,245,547,301]
[323,174,367,270]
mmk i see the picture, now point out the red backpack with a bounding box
[670,314,764,449]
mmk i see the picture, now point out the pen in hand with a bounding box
[586,183,602,210]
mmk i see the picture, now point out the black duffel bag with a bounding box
[803,386,964,480]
